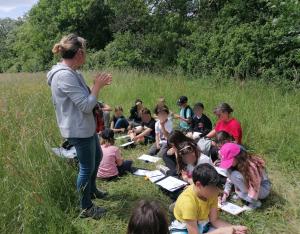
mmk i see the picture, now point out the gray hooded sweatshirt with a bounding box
[47,63,97,138]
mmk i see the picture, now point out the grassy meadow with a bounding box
[0,70,299,234]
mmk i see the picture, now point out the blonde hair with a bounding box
[114,106,123,112]
[52,34,86,59]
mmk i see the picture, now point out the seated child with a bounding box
[162,130,195,176]
[215,131,235,148]
[129,108,156,144]
[153,97,167,119]
[170,164,248,234]
[190,102,212,136]
[129,99,144,127]
[219,143,271,209]
[110,106,129,133]
[99,100,113,129]
[209,130,235,165]
[174,96,193,131]
[97,129,133,180]
[176,141,212,184]
[148,107,173,157]
[127,200,170,234]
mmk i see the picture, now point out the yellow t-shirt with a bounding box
[174,185,218,222]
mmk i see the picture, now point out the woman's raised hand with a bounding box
[94,72,112,88]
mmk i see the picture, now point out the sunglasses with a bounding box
[178,145,195,154]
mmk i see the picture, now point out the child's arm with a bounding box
[209,226,248,234]
[181,171,193,184]
[185,220,200,234]
[101,103,112,112]
[155,133,160,149]
[221,178,233,203]
[161,120,171,139]
[206,129,216,139]
[209,207,231,228]
[135,127,151,139]
[115,149,124,166]
[174,114,190,122]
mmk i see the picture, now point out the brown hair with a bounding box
[114,106,123,112]
[234,151,265,187]
[176,141,201,174]
[214,103,234,114]
[52,34,86,59]
[127,200,169,234]
[141,108,152,116]
[156,106,170,115]
[100,138,115,145]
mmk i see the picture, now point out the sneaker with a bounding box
[156,164,170,175]
[231,193,240,201]
[91,189,108,200]
[80,204,107,220]
[245,200,262,210]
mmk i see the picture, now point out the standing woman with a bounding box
[47,34,112,219]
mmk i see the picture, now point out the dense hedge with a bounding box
[0,0,299,85]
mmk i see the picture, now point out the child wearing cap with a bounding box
[174,96,193,131]
[148,106,173,157]
[97,129,133,180]
[219,143,271,209]
[170,164,248,234]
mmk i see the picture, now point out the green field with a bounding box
[0,70,299,234]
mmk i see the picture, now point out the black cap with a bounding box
[177,96,188,106]
[101,128,115,140]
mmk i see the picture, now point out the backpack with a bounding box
[183,106,194,125]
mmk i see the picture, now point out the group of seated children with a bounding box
[95,96,271,234]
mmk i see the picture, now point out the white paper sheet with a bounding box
[116,135,130,140]
[145,170,165,182]
[51,147,77,159]
[133,169,150,176]
[218,202,249,215]
[120,141,135,147]
[215,167,228,178]
[138,154,161,163]
[156,176,188,192]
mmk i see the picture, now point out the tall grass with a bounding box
[0,70,299,233]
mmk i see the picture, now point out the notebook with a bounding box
[218,202,250,215]
[145,170,166,182]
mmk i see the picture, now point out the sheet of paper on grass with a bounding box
[192,132,202,139]
[138,154,161,163]
[120,141,135,147]
[145,170,165,182]
[218,202,250,215]
[215,167,228,178]
[52,147,77,159]
[156,176,188,192]
[116,135,130,140]
[133,169,150,176]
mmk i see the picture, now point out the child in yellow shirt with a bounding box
[170,164,247,234]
